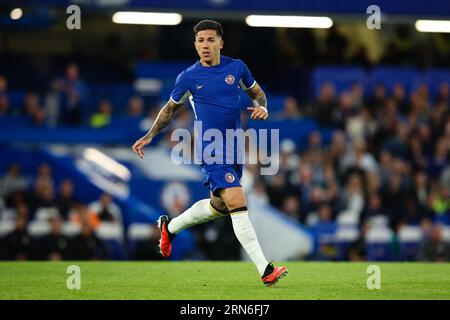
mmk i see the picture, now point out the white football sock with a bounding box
[167,199,224,234]
[230,209,269,276]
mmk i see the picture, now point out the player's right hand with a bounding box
[247,106,268,120]
[132,138,150,159]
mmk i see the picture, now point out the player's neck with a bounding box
[200,55,220,67]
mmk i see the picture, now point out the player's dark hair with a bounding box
[193,20,223,37]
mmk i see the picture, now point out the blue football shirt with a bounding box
[170,55,256,164]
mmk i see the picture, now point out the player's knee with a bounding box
[209,199,229,215]
[224,197,246,212]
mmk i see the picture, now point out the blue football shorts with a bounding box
[200,163,243,196]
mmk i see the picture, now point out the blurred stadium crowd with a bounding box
[0,23,449,262]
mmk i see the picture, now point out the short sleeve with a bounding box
[170,71,191,104]
[239,60,256,90]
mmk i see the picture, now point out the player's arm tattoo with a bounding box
[245,83,267,109]
[142,100,183,142]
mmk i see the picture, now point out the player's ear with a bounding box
[220,39,224,49]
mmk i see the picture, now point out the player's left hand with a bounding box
[247,106,268,120]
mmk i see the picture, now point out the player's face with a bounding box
[194,29,223,64]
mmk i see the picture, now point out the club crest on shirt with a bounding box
[225,75,235,85]
[225,173,235,183]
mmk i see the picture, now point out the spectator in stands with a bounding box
[418,224,450,262]
[397,196,433,231]
[132,225,164,260]
[339,172,365,216]
[127,96,144,118]
[346,107,377,143]
[0,94,9,116]
[441,166,450,190]
[350,46,371,69]
[292,162,320,214]
[430,102,448,142]
[427,138,449,181]
[273,96,302,119]
[34,184,56,208]
[339,138,378,176]
[70,203,101,230]
[392,83,408,114]
[327,130,347,172]
[0,164,28,199]
[170,107,193,130]
[53,63,89,125]
[407,134,428,171]
[382,121,409,159]
[367,83,387,116]
[34,163,54,191]
[361,192,389,225]
[88,193,122,224]
[249,180,270,205]
[416,122,434,158]
[56,179,76,220]
[90,99,112,128]
[265,173,293,210]
[429,186,450,225]
[69,220,105,260]
[139,106,159,132]
[41,216,69,260]
[324,25,349,64]
[312,202,338,260]
[381,172,409,229]
[21,92,49,127]
[23,92,41,117]
[334,91,357,128]
[26,163,54,215]
[0,75,9,116]
[30,106,48,127]
[278,139,300,175]
[414,171,431,206]
[314,82,337,127]
[281,195,302,222]
[307,131,323,152]
[0,75,7,95]
[5,215,31,260]
[435,82,449,106]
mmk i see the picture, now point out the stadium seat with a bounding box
[7,91,26,110]
[311,66,367,99]
[95,222,126,260]
[127,223,155,259]
[0,220,15,238]
[424,68,450,101]
[28,220,51,238]
[267,94,288,113]
[335,224,360,261]
[442,226,450,242]
[336,210,360,226]
[365,216,394,261]
[0,116,29,128]
[0,208,17,222]
[62,222,81,237]
[35,208,59,221]
[397,225,423,261]
[369,67,422,96]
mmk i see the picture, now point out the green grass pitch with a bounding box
[0,261,449,300]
